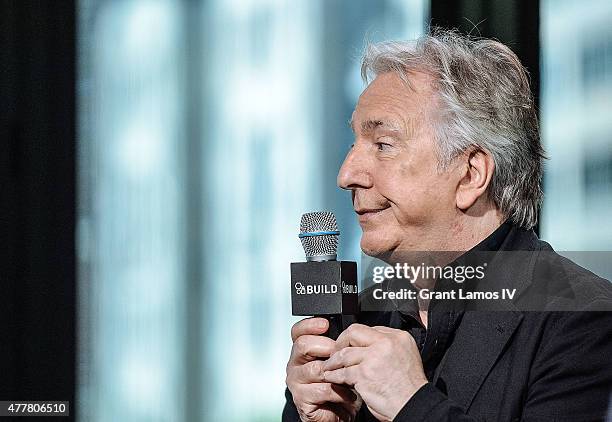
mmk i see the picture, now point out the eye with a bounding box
[375,141,393,151]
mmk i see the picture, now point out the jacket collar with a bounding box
[436,224,542,411]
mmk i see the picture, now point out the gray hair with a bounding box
[360,28,545,230]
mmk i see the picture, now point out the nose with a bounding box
[337,143,373,191]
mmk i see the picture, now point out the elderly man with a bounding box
[283,30,612,421]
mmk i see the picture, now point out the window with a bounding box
[77,1,428,420]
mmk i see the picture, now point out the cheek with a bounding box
[374,161,415,198]
[388,167,455,223]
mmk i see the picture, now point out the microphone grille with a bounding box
[299,211,339,260]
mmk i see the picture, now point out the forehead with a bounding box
[351,71,434,132]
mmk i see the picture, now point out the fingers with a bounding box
[330,383,359,404]
[287,319,363,421]
[371,325,396,334]
[335,323,385,350]
[295,359,325,383]
[326,389,361,422]
[298,382,357,405]
[373,325,417,347]
[323,347,365,372]
[317,402,357,422]
[323,365,360,386]
[292,317,329,342]
[290,334,336,365]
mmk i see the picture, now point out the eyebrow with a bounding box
[348,117,405,135]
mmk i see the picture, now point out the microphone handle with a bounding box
[322,314,343,340]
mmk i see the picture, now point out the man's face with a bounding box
[337,71,460,258]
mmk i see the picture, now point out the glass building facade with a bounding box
[77,1,427,420]
[540,0,612,250]
[77,1,612,420]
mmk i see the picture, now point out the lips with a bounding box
[355,207,389,223]
[355,208,386,215]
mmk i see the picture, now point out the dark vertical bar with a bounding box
[0,0,19,400]
[517,1,540,107]
[0,0,76,415]
[183,2,205,421]
[430,1,463,30]
[431,0,540,91]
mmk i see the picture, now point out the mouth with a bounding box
[355,207,389,223]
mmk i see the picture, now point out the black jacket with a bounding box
[283,226,612,421]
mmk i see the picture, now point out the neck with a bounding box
[384,206,505,265]
[383,205,504,291]
[445,206,505,251]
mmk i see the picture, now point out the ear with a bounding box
[456,149,495,210]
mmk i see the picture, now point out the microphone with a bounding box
[290,211,358,339]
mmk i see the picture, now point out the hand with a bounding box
[286,317,362,422]
[322,324,428,422]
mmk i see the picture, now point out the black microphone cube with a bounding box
[290,261,358,316]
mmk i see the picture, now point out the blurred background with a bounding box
[1,0,611,421]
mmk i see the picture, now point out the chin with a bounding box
[359,233,395,260]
